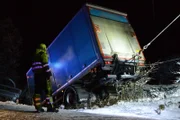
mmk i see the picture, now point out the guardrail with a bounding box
[0,84,22,102]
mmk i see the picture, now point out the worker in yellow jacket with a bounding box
[32,43,57,112]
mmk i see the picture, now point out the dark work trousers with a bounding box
[34,73,48,101]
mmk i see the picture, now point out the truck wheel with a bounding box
[64,87,78,109]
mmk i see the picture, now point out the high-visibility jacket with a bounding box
[32,48,51,77]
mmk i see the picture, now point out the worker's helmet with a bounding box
[39,43,47,51]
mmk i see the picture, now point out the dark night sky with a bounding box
[0,0,179,83]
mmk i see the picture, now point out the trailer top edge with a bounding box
[86,3,127,17]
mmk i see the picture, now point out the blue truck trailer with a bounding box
[26,4,145,108]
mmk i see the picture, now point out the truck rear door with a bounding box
[87,4,145,64]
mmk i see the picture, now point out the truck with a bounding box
[26,3,146,109]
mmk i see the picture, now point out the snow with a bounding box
[72,88,180,120]
[1,85,180,120]
[74,97,180,120]
[0,101,153,120]
[2,97,180,120]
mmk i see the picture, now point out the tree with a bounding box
[149,56,180,85]
[0,17,22,83]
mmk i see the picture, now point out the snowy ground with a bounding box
[0,84,180,120]
[0,96,180,120]
[74,97,180,120]
[0,101,154,120]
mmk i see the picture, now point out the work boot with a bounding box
[46,96,59,112]
[36,108,45,113]
[34,94,44,113]
[47,107,59,112]
[46,103,59,112]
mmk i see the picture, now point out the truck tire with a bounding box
[64,87,78,109]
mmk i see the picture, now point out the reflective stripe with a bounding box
[32,66,43,70]
[34,98,41,101]
[32,62,42,66]
[35,103,41,105]
[43,64,49,67]
[46,69,51,72]
[32,62,43,72]
[43,64,51,72]
[32,65,43,73]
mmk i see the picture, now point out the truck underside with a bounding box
[53,53,145,109]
